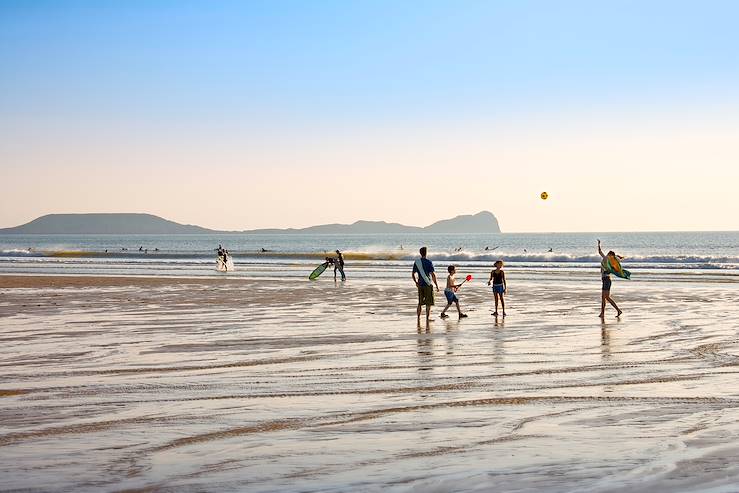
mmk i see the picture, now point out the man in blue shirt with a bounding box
[412,246,440,328]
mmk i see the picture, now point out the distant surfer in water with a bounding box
[598,239,623,318]
[216,245,230,271]
[412,246,439,329]
[334,250,346,281]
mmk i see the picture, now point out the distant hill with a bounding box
[0,211,501,234]
[246,211,501,234]
[0,213,217,234]
[423,211,501,234]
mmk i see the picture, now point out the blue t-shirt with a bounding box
[412,258,435,287]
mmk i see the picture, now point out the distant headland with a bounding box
[0,211,502,235]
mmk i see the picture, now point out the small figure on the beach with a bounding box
[412,246,439,328]
[548,248,553,253]
[598,239,625,318]
[154,248,159,252]
[216,245,232,272]
[334,250,346,281]
[139,246,143,252]
[440,265,468,319]
[487,260,507,317]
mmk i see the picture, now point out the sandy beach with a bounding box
[2,274,739,491]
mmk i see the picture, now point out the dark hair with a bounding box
[447,265,455,273]
[607,251,615,256]
[419,246,427,257]
[336,250,341,254]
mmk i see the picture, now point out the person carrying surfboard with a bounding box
[412,246,439,328]
[334,250,346,281]
[598,239,625,318]
[308,257,333,280]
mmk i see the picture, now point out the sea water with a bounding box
[1,231,738,282]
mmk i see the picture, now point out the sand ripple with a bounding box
[2,276,739,491]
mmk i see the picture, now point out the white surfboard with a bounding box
[216,256,235,272]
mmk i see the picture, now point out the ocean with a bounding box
[1,231,738,282]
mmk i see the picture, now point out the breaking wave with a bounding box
[2,248,739,268]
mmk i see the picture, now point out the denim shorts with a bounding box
[444,289,458,303]
[492,284,505,294]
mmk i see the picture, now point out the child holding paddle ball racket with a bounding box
[440,265,470,319]
[487,260,507,317]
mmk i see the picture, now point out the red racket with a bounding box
[458,274,473,287]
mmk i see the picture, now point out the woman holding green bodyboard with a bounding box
[598,239,629,318]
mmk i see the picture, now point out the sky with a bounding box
[1,0,738,232]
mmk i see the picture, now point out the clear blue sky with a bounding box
[2,1,739,230]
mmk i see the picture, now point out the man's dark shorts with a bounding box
[418,285,434,306]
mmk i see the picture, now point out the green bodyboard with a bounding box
[309,262,329,280]
[602,257,631,279]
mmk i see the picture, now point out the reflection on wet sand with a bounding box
[601,324,612,361]
[2,275,739,491]
[416,329,434,373]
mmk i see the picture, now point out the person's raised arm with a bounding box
[597,239,605,259]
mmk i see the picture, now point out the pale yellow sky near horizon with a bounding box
[2,105,738,232]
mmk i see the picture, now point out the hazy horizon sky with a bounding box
[2,1,738,232]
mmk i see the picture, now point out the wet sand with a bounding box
[2,275,739,492]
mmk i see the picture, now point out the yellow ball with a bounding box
[540,192,548,200]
